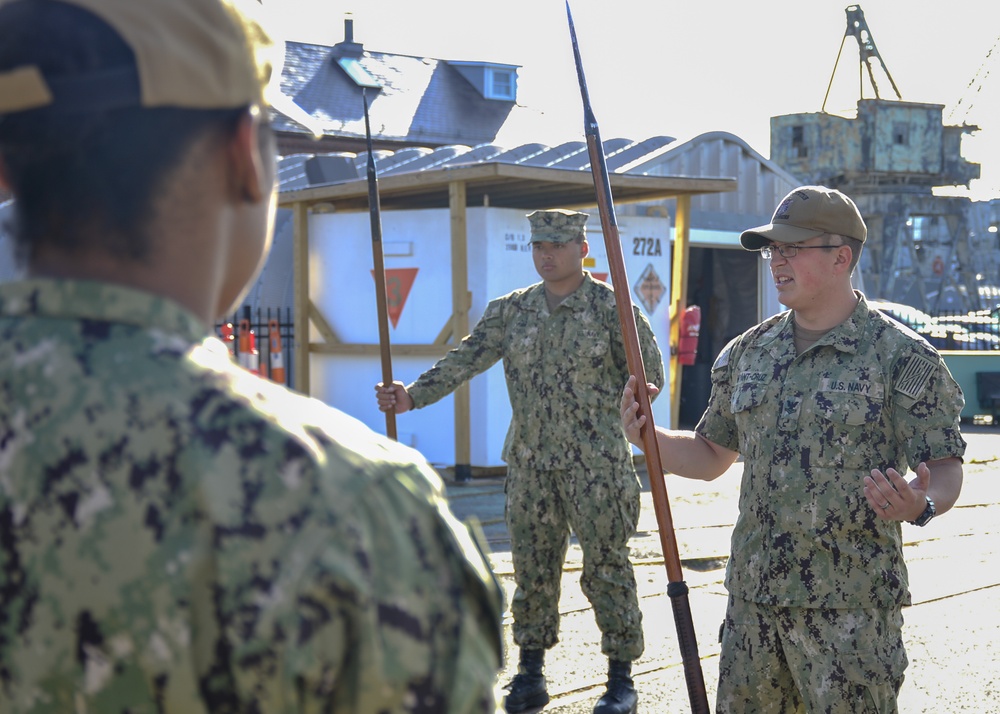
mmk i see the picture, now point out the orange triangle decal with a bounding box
[372,267,419,328]
[593,272,609,283]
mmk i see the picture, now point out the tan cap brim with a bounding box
[0,0,324,138]
[740,223,825,250]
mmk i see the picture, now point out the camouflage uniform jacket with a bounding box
[696,293,966,609]
[407,273,664,470]
[0,279,504,714]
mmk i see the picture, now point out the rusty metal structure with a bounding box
[770,5,998,313]
[823,4,901,109]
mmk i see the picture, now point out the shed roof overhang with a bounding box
[278,161,737,211]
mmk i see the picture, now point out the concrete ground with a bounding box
[444,426,1000,713]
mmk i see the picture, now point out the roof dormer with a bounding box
[447,61,518,101]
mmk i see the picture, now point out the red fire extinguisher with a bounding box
[219,322,236,360]
[678,305,701,366]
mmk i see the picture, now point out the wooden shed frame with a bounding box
[278,162,736,470]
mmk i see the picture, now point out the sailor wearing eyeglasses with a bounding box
[620,185,965,713]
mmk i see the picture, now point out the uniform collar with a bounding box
[0,278,209,342]
[529,271,596,312]
[758,291,873,355]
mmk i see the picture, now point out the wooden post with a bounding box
[293,201,310,394]
[670,194,692,429]
[449,180,472,481]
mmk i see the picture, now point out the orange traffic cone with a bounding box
[238,317,261,375]
[268,319,286,384]
[247,329,262,376]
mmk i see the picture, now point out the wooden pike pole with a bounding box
[565,4,709,711]
[363,89,397,441]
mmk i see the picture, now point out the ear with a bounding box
[227,107,270,205]
[835,244,852,269]
[580,240,590,259]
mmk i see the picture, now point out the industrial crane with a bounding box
[822,4,902,112]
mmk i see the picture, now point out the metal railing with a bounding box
[930,309,1000,351]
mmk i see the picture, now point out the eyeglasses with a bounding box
[759,243,842,260]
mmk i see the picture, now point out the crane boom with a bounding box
[823,4,901,112]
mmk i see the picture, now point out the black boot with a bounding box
[593,659,638,714]
[503,648,549,713]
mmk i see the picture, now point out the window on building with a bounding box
[448,61,519,101]
[791,125,807,158]
[486,66,515,100]
[893,122,910,145]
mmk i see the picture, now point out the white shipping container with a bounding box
[309,206,673,468]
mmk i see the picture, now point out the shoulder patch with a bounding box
[713,342,731,371]
[895,353,937,399]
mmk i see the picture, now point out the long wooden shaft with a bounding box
[363,91,397,441]
[566,4,708,711]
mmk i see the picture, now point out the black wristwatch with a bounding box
[909,496,936,527]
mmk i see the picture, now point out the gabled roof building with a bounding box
[274,18,522,156]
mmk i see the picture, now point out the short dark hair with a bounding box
[841,235,863,272]
[0,0,245,264]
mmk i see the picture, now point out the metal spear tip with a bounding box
[565,1,580,48]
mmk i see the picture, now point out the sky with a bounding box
[267,0,1000,201]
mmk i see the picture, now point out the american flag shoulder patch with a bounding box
[713,342,731,370]
[895,354,937,399]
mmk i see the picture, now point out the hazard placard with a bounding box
[632,263,665,314]
[371,267,419,328]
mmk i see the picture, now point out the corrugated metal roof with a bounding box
[274,136,696,189]
[273,133,796,227]
[515,142,586,168]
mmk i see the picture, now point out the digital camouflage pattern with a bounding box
[698,293,963,711]
[696,292,966,608]
[0,279,504,714]
[408,273,665,472]
[525,209,588,244]
[717,595,906,713]
[505,463,643,661]
[406,273,663,661]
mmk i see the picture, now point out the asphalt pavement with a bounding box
[444,425,1000,713]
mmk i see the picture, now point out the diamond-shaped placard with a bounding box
[632,263,665,314]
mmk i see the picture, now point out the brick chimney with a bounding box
[332,15,363,57]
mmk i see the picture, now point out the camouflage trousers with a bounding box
[505,464,643,662]
[717,594,907,714]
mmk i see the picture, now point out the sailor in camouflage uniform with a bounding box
[622,186,965,713]
[376,209,664,714]
[0,1,503,712]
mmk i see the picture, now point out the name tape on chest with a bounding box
[895,353,937,399]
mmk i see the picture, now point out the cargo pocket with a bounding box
[838,641,907,714]
[716,618,785,707]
